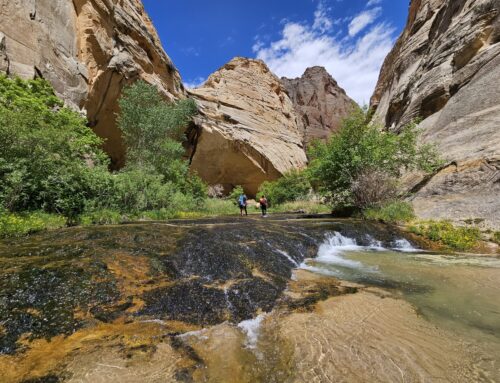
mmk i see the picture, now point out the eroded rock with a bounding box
[371,0,500,229]
[0,0,184,167]
[187,57,308,196]
[281,66,357,145]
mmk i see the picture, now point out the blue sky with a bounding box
[142,0,409,105]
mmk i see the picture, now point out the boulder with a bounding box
[282,67,357,146]
[371,0,500,229]
[0,0,184,167]
[187,58,308,196]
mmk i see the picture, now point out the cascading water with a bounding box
[0,216,498,383]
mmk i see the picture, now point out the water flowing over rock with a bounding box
[0,0,184,167]
[187,57,308,196]
[281,66,357,145]
[371,0,500,229]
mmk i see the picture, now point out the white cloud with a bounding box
[367,0,383,6]
[348,7,382,37]
[184,76,206,89]
[253,3,395,105]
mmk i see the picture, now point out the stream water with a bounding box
[0,216,499,382]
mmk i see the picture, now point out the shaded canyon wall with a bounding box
[371,0,500,228]
[0,0,184,167]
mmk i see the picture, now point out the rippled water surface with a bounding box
[0,217,499,382]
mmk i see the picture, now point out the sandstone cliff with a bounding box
[187,57,308,196]
[0,0,184,167]
[371,0,500,229]
[282,67,357,145]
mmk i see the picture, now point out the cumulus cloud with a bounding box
[348,7,382,37]
[184,76,206,89]
[253,3,395,105]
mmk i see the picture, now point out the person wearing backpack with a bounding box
[238,193,248,216]
[259,195,268,217]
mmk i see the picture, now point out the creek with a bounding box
[0,216,499,382]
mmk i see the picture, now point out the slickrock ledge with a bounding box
[187,57,308,196]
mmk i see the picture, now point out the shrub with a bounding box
[258,170,311,206]
[308,109,442,209]
[409,221,481,251]
[80,209,123,226]
[0,211,66,238]
[228,185,245,205]
[493,231,500,245]
[363,201,415,224]
[0,75,110,218]
[351,169,399,209]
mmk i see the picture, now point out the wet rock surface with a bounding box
[3,216,495,383]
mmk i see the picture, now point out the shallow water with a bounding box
[0,217,499,382]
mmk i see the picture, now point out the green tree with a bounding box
[308,109,442,208]
[0,75,109,218]
[258,170,311,206]
[114,81,205,210]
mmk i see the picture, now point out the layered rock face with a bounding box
[282,67,357,145]
[187,58,308,196]
[0,0,184,167]
[371,0,500,228]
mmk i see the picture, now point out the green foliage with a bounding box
[258,171,311,206]
[228,185,245,205]
[0,211,66,238]
[308,109,442,208]
[409,221,481,251]
[80,209,123,226]
[117,80,197,178]
[0,75,109,218]
[493,231,500,245]
[363,201,415,224]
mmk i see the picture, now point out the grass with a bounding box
[0,199,335,238]
[408,220,481,251]
[270,200,331,214]
[0,211,67,238]
[492,231,500,245]
[362,201,415,224]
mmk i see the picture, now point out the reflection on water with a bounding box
[0,218,499,382]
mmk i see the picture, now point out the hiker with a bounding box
[259,195,268,217]
[238,193,248,216]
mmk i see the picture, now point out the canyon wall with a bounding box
[0,0,184,167]
[187,58,308,196]
[282,67,357,146]
[371,0,500,228]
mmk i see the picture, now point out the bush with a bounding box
[228,185,245,205]
[0,211,66,237]
[258,171,311,206]
[409,221,481,251]
[493,231,500,245]
[363,201,415,224]
[0,75,110,218]
[80,209,123,226]
[308,109,442,209]
[351,169,398,209]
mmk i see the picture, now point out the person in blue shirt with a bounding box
[238,193,248,216]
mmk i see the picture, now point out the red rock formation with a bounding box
[282,67,357,146]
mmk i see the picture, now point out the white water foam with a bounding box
[238,313,267,349]
[276,249,299,267]
[392,238,420,252]
[314,232,365,269]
